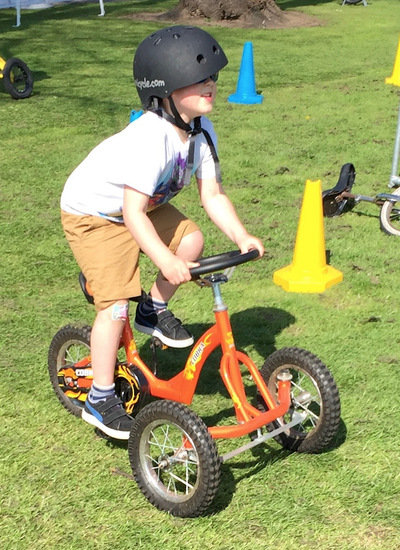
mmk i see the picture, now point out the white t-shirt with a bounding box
[60,111,218,223]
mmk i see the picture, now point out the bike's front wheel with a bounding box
[3,57,33,99]
[258,347,341,453]
[380,187,400,236]
[128,400,220,517]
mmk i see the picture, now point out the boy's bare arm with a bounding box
[123,186,198,285]
[197,177,264,256]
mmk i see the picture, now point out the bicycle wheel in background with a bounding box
[380,187,400,236]
[3,57,33,99]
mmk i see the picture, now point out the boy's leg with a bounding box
[61,211,142,440]
[82,300,133,440]
[150,229,204,302]
[135,206,203,347]
[90,301,128,386]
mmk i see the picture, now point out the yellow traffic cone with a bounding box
[273,179,343,293]
[386,36,400,87]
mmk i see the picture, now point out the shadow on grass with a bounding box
[206,443,289,516]
[352,208,381,219]
[207,419,347,516]
[91,431,291,517]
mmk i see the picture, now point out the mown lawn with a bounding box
[1,1,400,549]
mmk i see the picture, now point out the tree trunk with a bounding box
[165,0,283,26]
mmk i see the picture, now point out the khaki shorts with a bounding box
[61,204,199,311]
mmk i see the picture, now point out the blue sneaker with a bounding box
[82,395,132,440]
[134,306,194,348]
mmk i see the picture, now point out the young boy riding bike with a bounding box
[60,26,264,440]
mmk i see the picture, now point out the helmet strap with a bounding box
[167,97,192,133]
[152,97,222,185]
[182,121,222,186]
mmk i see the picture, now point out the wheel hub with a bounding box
[294,391,312,406]
[158,454,173,472]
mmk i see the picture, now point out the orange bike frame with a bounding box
[121,282,291,440]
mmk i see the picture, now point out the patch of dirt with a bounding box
[121,10,323,30]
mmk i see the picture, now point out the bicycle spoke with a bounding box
[148,434,175,454]
[160,425,173,455]
[168,470,194,493]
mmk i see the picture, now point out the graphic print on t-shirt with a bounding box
[148,153,187,209]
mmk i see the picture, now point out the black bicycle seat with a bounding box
[322,162,356,217]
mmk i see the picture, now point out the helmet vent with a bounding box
[173,33,181,39]
[196,54,206,64]
[154,37,162,46]
[213,46,220,55]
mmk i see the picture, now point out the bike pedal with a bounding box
[151,337,168,351]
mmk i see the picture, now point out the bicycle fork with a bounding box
[205,275,305,460]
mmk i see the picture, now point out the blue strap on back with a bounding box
[130,110,144,123]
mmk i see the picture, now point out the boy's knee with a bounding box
[181,230,204,257]
[182,230,204,260]
[97,300,129,321]
[111,301,129,322]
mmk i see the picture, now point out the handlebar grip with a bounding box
[190,249,260,278]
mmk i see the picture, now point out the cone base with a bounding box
[228,93,263,105]
[386,76,400,87]
[273,264,343,293]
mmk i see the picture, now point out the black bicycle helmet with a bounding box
[133,26,228,185]
[133,26,228,109]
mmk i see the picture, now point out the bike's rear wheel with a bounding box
[48,325,92,417]
[258,347,341,453]
[380,187,400,236]
[128,400,220,517]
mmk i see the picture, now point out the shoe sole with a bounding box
[134,321,194,348]
[82,408,130,440]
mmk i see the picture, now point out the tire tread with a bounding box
[129,400,220,517]
[259,347,341,453]
[48,324,92,417]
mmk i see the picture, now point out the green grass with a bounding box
[1,0,400,548]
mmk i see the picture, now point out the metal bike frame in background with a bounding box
[389,100,400,188]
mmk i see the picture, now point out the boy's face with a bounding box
[171,77,217,123]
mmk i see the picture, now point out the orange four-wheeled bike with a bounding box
[48,250,341,517]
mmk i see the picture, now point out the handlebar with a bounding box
[189,249,260,278]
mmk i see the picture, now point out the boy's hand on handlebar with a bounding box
[160,256,200,286]
[237,235,264,258]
